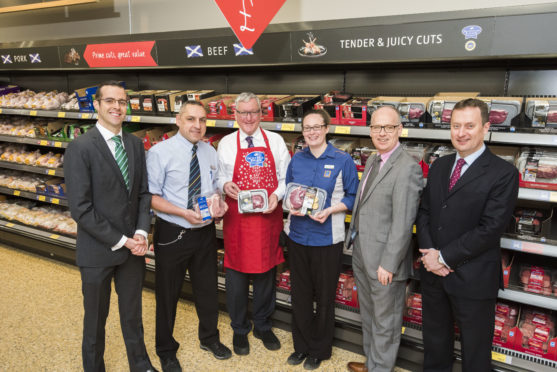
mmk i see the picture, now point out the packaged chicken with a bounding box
[238,189,268,213]
[284,183,327,216]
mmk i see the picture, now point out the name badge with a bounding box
[245,151,266,167]
[324,164,335,169]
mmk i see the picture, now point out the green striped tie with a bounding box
[112,135,129,190]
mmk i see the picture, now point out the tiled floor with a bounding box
[0,244,411,371]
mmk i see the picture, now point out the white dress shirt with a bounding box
[216,127,290,200]
[95,123,148,250]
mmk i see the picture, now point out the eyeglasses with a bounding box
[98,98,128,107]
[302,124,326,133]
[236,110,261,118]
[370,124,399,133]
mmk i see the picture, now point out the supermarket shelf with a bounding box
[402,321,557,371]
[0,108,95,120]
[498,288,557,311]
[0,161,63,177]
[0,134,69,148]
[518,187,557,202]
[0,186,67,206]
[124,114,176,124]
[490,131,557,146]
[0,219,75,248]
[500,236,557,258]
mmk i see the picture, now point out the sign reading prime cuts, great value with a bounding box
[83,41,157,67]
[214,0,286,50]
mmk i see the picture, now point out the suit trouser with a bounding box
[421,276,495,372]
[225,267,276,335]
[287,237,343,360]
[153,218,220,359]
[352,252,405,372]
[80,255,151,372]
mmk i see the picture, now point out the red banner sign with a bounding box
[214,0,286,50]
[83,41,157,67]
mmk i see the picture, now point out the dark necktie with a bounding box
[187,144,201,209]
[246,136,254,148]
[112,135,129,190]
[449,158,466,191]
[360,155,382,200]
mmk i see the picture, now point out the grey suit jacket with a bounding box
[64,126,151,267]
[346,145,422,281]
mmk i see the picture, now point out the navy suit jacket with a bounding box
[416,147,519,300]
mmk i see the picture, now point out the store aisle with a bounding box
[0,244,410,371]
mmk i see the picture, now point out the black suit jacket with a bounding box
[416,147,518,300]
[64,126,151,267]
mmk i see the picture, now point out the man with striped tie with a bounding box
[65,81,157,371]
[147,101,231,372]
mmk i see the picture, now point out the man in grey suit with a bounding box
[64,81,157,372]
[346,106,422,372]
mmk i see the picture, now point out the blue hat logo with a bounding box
[461,25,482,39]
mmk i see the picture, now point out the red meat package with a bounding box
[520,265,553,296]
[403,292,423,325]
[493,301,519,347]
[512,307,557,360]
[335,272,358,308]
[277,270,291,291]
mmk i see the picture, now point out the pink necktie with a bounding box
[449,158,466,191]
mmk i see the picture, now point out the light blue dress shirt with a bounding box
[146,132,218,228]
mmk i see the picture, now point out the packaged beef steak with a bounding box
[238,189,268,213]
[283,183,327,216]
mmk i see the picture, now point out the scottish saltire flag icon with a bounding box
[186,45,203,58]
[233,44,253,56]
[1,55,12,64]
[29,53,41,63]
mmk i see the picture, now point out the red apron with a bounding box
[223,130,284,273]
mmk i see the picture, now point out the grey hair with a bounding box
[235,92,260,108]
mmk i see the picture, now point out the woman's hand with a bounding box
[309,207,332,224]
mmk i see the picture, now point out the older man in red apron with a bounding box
[216,92,291,356]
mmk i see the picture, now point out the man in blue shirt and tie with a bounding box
[147,101,231,372]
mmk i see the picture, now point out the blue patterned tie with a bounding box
[246,136,254,148]
[187,144,201,209]
[112,135,129,190]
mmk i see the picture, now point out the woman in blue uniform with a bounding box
[284,109,358,370]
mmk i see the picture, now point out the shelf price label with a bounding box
[47,169,56,176]
[401,128,409,138]
[233,121,239,128]
[281,123,295,131]
[39,140,48,146]
[13,190,20,196]
[521,241,544,255]
[413,225,416,234]
[131,116,141,122]
[38,195,46,202]
[6,222,14,227]
[80,113,92,119]
[0,109,3,114]
[358,172,362,180]
[51,198,60,205]
[206,120,216,127]
[550,192,557,203]
[50,234,60,240]
[334,126,351,134]
[57,112,66,118]
[401,326,406,334]
[491,351,508,363]
[345,215,352,223]
[30,110,37,116]
[54,142,62,148]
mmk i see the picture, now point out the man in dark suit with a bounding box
[417,98,519,372]
[64,81,157,372]
[346,106,423,372]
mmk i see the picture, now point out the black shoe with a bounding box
[287,351,308,365]
[303,357,322,370]
[253,329,281,351]
[160,356,182,372]
[233,333,250,355]
[200,341,232,360]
